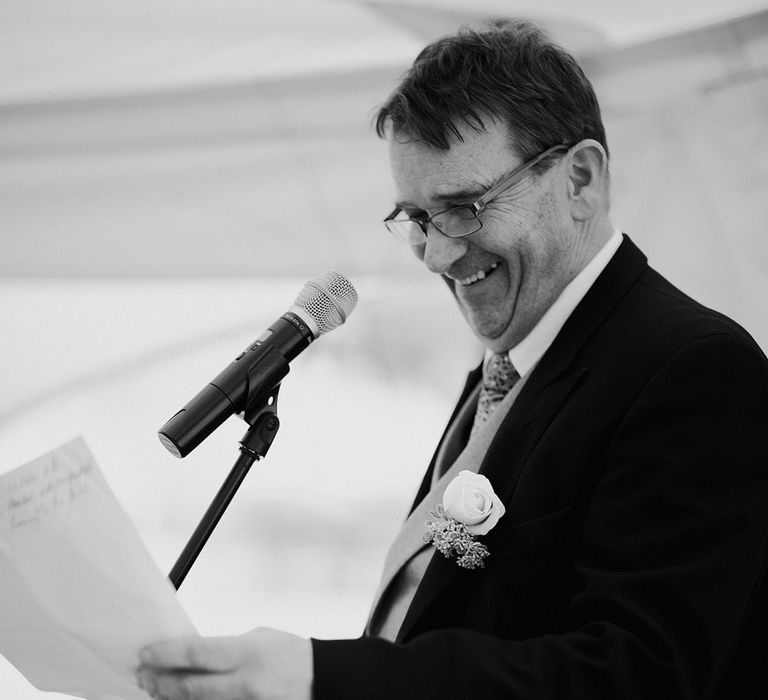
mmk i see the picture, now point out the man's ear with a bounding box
[565,140,609,221]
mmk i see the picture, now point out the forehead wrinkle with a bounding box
[390,125,518,209]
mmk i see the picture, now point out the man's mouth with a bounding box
[453,262,500,287]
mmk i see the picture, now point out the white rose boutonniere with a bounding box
[423,470,506,570]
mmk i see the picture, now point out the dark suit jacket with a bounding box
[312,236,768,699]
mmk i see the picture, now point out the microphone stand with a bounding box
[168,388,281,590]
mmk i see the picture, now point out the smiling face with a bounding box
[389,120,584,353]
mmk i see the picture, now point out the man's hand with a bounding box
[136,627,312,700]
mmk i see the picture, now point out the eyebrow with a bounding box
[395,185,487,211]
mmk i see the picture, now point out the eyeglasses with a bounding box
[383,143,570,245]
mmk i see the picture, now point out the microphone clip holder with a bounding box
[240,385,281,460]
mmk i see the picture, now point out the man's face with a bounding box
[389,121,577,352]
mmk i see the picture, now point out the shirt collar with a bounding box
[489,229,623,378]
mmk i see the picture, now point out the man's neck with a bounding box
[565,216,616,283]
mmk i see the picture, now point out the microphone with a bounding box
[158,271,358,458]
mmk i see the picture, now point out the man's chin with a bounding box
[466,316,516,353]
[447,281,518,350]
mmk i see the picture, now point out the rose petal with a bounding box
[466,495,506,535]
[442,471,504,533]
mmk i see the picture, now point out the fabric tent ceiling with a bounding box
[1,1,766,335]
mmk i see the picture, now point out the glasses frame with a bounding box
[384,143,570,243]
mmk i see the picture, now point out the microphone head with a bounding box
[291,271,358,337]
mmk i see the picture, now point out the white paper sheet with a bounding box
[0,437,197,699]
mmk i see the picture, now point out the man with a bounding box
[136,20,768,699]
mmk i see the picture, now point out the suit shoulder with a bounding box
[622,266,765,356]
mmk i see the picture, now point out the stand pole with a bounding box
[168,451,256,589]
[168,407,280,590]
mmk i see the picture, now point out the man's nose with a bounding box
[421,226,468,274]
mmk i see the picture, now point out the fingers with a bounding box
[136,628,312,700]
[139,635,244,673]
[137,667,245,700]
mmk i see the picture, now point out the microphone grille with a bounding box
[292,271,358,336]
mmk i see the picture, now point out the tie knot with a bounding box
[483,353,518,393]
[471,353,520,438]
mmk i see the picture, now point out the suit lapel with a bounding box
[368,375,531,633]
[396,365,586,641]
[407,365,483,515]
[396,235,648,642]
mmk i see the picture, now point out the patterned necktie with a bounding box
[471,353,520,438]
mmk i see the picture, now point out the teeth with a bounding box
[457,262,499,287]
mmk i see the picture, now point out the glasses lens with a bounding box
[432,207,481,238]
[385,219,427,245]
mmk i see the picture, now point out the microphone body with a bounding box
[158,273,357,458]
